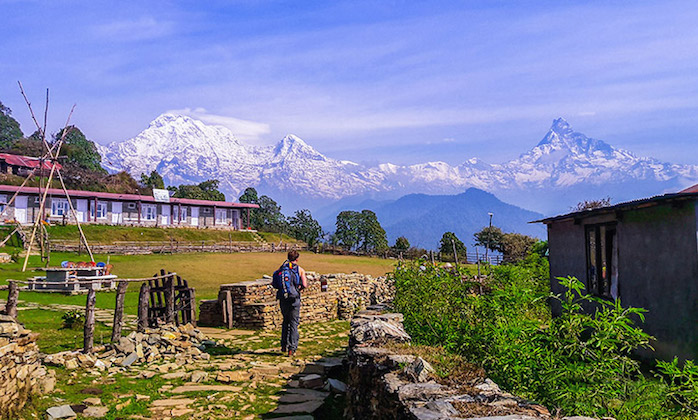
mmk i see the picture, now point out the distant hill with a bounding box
[319,188,545,250]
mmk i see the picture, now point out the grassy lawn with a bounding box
[0,248,397,315]
[17,309,113,353]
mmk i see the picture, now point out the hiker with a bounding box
[273,250,308,356]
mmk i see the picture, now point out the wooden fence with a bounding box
[2,271,195,354]
[49,239,305,255]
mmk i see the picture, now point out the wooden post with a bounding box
[111,281,128,343]
[5,281,18,319]
[229,231,233,253]
[137,282,150,332]
[83,284,96,353]
[189,288,196,327]
[451,239,459,270]
[165,274,175,325]
[225,290,234,329]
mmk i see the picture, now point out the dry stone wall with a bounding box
[199,272,393,329]
[0,315,55,419]
[346,307,598,420]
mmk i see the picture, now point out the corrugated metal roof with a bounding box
[681,183,698,193]
[0,153,62,171]
[0,184,259,209]
[532,190,698,224]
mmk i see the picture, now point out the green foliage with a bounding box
[0,101,23,149]
[139,170,165,191]
[56,126,105,173]
[438,231,466,262]
[238,187,259,204]
[61,309,84,329]
[255,195,288,233]
[288,209,323,247]
[393,236,410,251]
[169,179,225,201]
[473,225,504,252]
[392,256,694,419]
[334,210,388,254]
[499,232,537,263]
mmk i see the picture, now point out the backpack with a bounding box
[272,261,301,300]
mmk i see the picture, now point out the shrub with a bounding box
[61,309,84,329]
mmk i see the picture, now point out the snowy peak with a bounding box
[272,134,325,159]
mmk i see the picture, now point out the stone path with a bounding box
[31,319,350,419]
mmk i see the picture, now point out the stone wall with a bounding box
[0,315,54,419]
[198,272,393,329]
[345,307,597,420]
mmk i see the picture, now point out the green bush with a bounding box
[61,309,84,329]
[392,255,698,419]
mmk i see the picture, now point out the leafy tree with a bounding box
[0,101,23,150]
[169,179,225,201]
[335,210,360,250]
[358,209,388,253]
[255,195,287,233]
[499,233,537,263]
[238,187,259,204]
[140,170,165,190]
[55,126,105,173]
[439,232,466,262]
[572,197,612,211]
[288,209,323,247]
[393,236,410,251]
[103,171,140,194]
[473,226,504,253]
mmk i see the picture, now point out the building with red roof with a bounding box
[0,153,61,177]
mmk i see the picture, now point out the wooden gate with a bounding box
[141,269,196,328]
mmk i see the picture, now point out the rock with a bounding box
[217,370,251,383]
[272,400,324,414]
[80,387,103,395]
[170,385,243,393]
[190,370,208,383]
[151,398,196,407]
[82,397,102,406]
[350,318,411,346]
[328,378,347,393]
[64,358,79,370]
[120,352,138,367]
[114,337,135,354]
[299,374,324,389]
[46,405,77,420]
[404,357,434,383]
[82,406,109,418]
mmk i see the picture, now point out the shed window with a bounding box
[90,202,107,219]
[173,206,187,222]
[51,199,69,217]
[141,204,157,221]
[0,194,6,213]
[215,208,227,225]
[585,223,617,299]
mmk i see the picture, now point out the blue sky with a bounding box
[1,0,698,166]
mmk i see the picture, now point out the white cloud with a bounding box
[92,17,174,42]
[167,107,271,143]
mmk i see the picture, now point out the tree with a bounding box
[255,195,287,233]
[473,226,504,253]
[288,209,323,247]
[55,126,105,173]
[170,179,225,201]
[572,197,612,211]
[0,101,23,150]
[140,170,165,191]
[439,232,466,262]
[499,233,537,263]
[335,210,360,250]
[393,236,410,251]
[358,209,388,253]
[238,187,259,204]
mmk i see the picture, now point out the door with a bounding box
[160,205,170,225]
[190,207,199,226]
[76,199,87,222]
[15,196,27,224]
[111,202,122,224]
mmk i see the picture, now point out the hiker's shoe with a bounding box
[281,347,287,354]
[287,349,295,357]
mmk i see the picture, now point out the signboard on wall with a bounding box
[153,188,171,203]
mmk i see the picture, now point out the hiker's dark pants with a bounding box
[280,297,301,351]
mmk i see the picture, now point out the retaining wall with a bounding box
[198,272,393,329]
[0,315,54,418]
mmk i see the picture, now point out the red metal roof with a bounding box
[680,183,698,193]
[0,153,61,171]
[0,184,259,209]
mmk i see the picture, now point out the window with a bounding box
[585,223,617,299]
[215,208,227,225]
[90,202,107,219]
[127,203,137,209]
[141,204,157,221]
[202,208,211,214]
[0,194,6,213]
[173,206,187,222]
[51,199,69,217]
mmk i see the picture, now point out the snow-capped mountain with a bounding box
[98,114,698,214]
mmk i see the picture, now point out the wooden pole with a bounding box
[137,282,150,332]
[22,164,57,271]
[83,284,96,353]
[189,288,196,327]
[451,239,459,270]
[165,274,175,325]
[5,281,18,319]
[111,281,128,343]
[225,290,234,329]
[55,170,94,262]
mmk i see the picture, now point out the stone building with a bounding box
[0,184,258,229]
[537,184,698,361]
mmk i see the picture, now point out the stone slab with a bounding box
[170,385,243,393]
[272,400,324,414]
